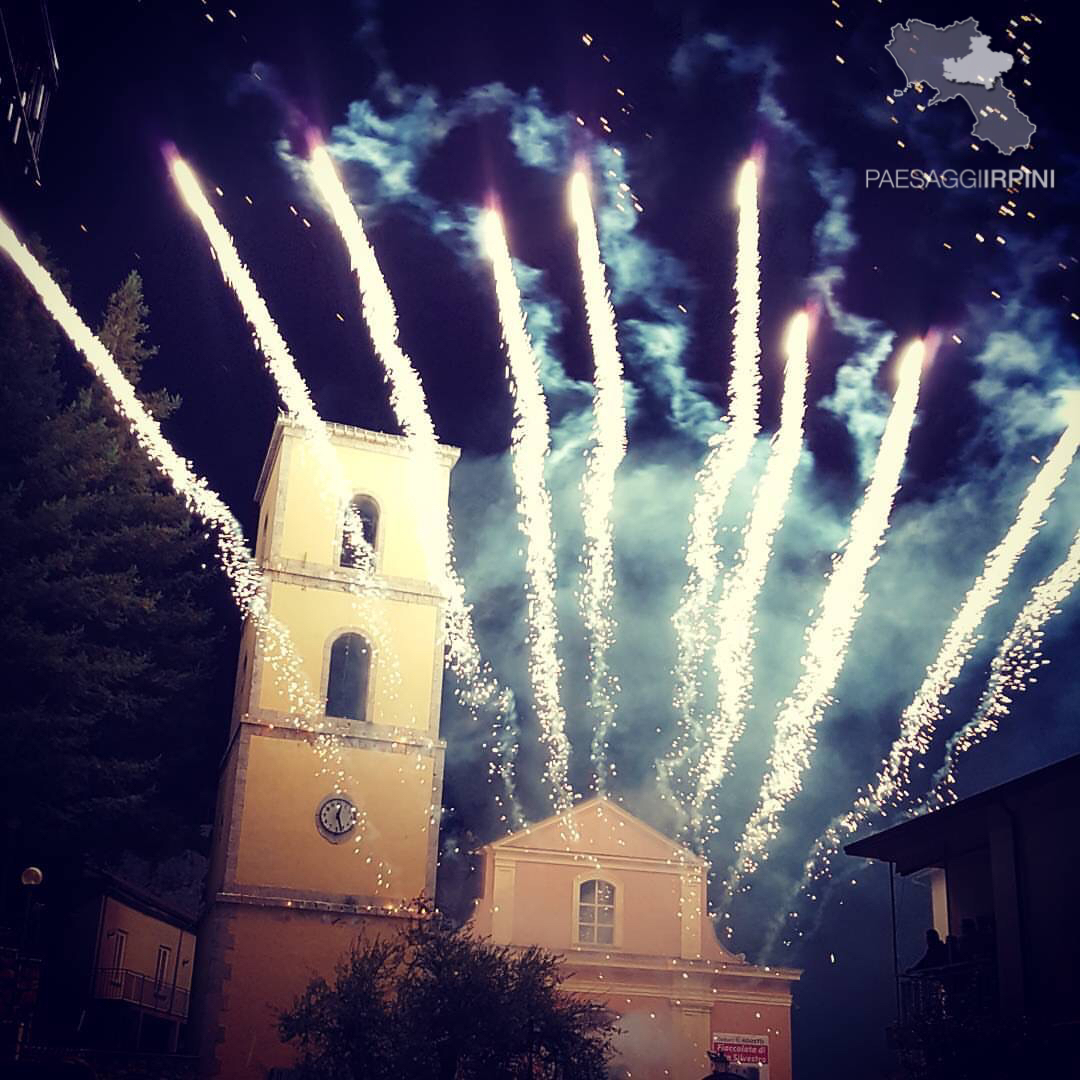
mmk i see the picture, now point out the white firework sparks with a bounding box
[1,210,411,886]
[667,159,762,809]
[170,154,379,583]
[569,168,628,793]
[832,418,1080,831]
[693,310,810,832]
[0,210,328,746]
[308,145,443,573]
[774,524,1080,955]
[480,207,573,812]
[170,154,427,756]
[306,145,523,815]
[782,426,1079,941]
[923,525,1080,807]
[726,338,925,895]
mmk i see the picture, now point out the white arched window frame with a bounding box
[572,872,623,949]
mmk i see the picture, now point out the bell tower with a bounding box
[193,416,458,1079]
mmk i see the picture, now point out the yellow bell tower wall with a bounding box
[257,421,451,581]
[249,584,442,733]
[233,736,437,901]
[193,417,459,1079]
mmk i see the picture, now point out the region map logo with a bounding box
[886,17,1035,156]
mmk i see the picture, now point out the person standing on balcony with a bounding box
[910,928,950,971]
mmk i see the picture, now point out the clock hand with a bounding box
[335,805,344,829]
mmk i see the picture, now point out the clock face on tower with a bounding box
[316,795,357,841]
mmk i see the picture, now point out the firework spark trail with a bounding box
[692,311,810,835]
[793,533,1080,902]
[170,155,380,584]
[924,526,1080,807]
[725,338,925,897]
[306,146,528,813]
[171,154,425,758]
[1,211,413,888]
[0,210,327,746]
[769,427,1080,953]
[665,159,762,810]
[861,421,1079,813]
[308,146,441,568]
[569,169,628,793]
[799,420,1080,869]
[170,151,440,852]
[765,523,1080,959]
[480,208,573,812]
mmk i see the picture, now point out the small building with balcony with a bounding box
[844,752,1080,1077]
[40,870,197,1056]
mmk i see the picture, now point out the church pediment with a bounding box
[486,797,703,866]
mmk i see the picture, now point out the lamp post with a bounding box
[14,867,43,1059]
[19,866,43,955]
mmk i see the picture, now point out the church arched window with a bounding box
[340,495,379,568]
[577,879,616,945]
[325,632,371,721]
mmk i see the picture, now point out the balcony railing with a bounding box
[93,967,190,1020]
[897,959,997,1025]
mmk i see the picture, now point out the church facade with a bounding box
[191,418,799,1079]
[471,799,799,1079]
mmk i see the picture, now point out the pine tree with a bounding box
[0,261,227,896]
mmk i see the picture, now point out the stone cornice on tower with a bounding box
[255,412,461,504]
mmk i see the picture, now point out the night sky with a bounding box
[3,2,1079,1077]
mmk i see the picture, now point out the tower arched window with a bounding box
[577,879,616,945]
[340,495,379,568]
[325,632,371,722]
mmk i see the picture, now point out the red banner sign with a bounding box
[711,1033,769,1065]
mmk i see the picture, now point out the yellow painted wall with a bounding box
[234,735,436,903]
[255,439,283,564]
[470,802,796,1080]
[271,432,453,582]
[506,860,686,957]
[205,740,239,898]
[205,904,795,1080]
[253,581,439,732]
[100,897,195,992]
[500,800,692,863]
[599,997,792,1080]
[207,905,400,1080]
[199,421,457,1079]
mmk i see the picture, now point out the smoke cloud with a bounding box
[251,20,1079,955]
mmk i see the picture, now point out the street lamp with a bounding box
[19,866,43,954]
